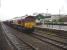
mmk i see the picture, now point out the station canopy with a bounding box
[36,14,51,20]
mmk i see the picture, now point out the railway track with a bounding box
[14,29,67,50]
[30,32,67,50]
[35,28,67,39]
[34,30,67,43]
[2,23,66,50]
[0,23,14,50]
[10,30,65,50]
[1,23,35,50]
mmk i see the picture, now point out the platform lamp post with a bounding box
[59,9,61,19]
[46,9,48,16]
[46,9,49,27]
[59,9,61,30]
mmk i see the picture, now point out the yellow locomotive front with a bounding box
[25,22,35,29]
[24,16,36,33]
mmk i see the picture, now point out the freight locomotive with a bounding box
[4,16,36,33]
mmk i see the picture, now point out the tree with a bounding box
[57,18,64,24]
[58,18,64,22]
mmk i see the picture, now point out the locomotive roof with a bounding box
[24,16,35,21]
[25,16,35,19]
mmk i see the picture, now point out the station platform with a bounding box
[35,24,67,31]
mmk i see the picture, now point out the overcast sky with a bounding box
[0,0,67,21]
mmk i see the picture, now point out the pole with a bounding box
[46,9,48,27]
[59,9,60,16]
[59,9,61,30]
[46,9,48,16]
